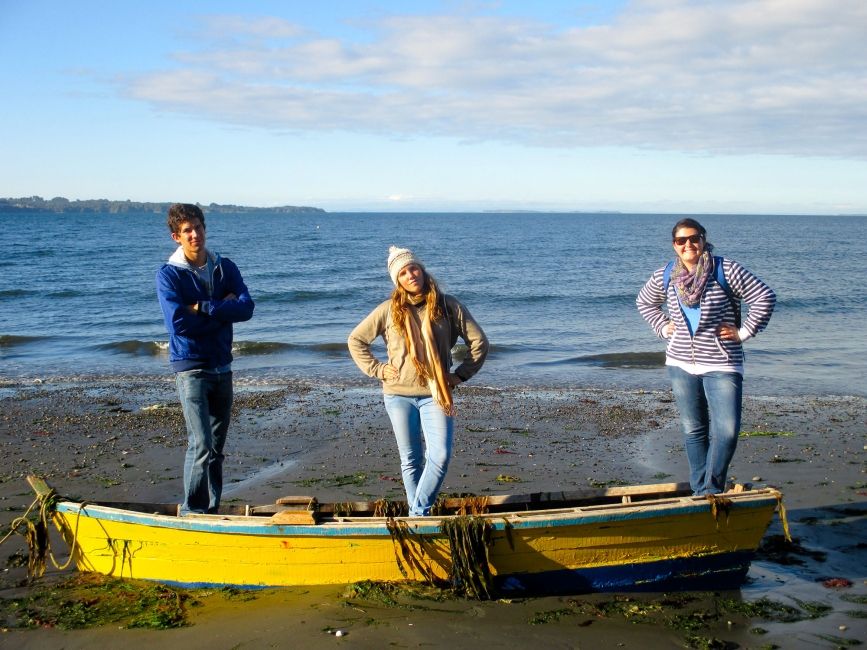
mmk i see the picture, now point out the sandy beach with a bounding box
[1,377,865,648]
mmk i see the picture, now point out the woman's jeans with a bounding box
[176,369,233,514]
[667,366,743,495]
[383,394,454,516]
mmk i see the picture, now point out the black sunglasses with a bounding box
[673,234,703,246]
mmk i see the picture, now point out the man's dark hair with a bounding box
[167,203,205,234]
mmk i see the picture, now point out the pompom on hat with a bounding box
[387,245,424,286]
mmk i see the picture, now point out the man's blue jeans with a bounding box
[176,369,233,514]
[383,394,454,516]
[667,366,743,495]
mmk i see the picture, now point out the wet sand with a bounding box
[1,378,865,648]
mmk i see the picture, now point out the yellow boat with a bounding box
[27,477,785,595]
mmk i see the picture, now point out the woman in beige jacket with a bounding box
[348,246,488,515]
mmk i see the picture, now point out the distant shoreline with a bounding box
[0,196,326,214]
[3,198,865,217]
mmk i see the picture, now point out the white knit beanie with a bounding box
[387,245,424,286]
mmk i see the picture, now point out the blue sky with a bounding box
[1,0,865,213]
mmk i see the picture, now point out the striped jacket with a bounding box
[636,257,775,375]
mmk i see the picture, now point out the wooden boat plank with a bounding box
[300,482,697,516]
[444,481,691,508]
[269,510,319,525]
[274,496,318,506]
[26,475,53,499]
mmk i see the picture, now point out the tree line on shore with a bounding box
[0,196,325,214]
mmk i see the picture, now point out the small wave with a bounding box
[486,294,570,306]
[309,342,352,358]
[778,295,863,313]
[233,341,297,355]
[94,340,167,356]
[232,341,353,356]
[48,289,85,298]
[0,334,46,347]
[233,341,351,358]
[516,293,635,307]
[487,343,549,354]
[476,292,636,307]
[0,289,29,299]
[311,342,349,353]
[255,289,344,304]
[528,351,665,369]
[122,340,349,358]
[573,352,666,369]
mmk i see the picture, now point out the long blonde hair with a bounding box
[390,272,446,384]
[390,272,444,335]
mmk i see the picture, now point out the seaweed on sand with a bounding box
[0,573,192,629]
[342,580,450,610]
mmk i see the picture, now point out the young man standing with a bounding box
[156,204,255,514]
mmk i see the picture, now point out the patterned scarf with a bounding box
[672,250,712,307]
[403,294,454,416]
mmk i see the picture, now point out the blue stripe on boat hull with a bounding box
[98,551,755,594]
[494,551,754,595]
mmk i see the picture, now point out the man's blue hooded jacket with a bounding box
[156,247,254,372]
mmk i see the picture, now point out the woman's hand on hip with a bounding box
[447,373,462,388]
[717,323,741,341]
[382,364,399,381]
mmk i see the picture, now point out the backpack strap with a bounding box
[440,292,458,346]
[712,256,729,295]
[662,260,674,295]
[713,256,741,328]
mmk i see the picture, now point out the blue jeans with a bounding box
[667,367,743,495]
[383,394,454,516]
[176,369,233,514]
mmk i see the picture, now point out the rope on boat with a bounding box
[0,496,39,547]
[0,487,85,580]
[440,516,496,600]
[774,491,793,542]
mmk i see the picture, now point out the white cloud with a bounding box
[122,1,867,158]
[198,15,305,40]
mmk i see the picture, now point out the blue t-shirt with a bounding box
[680,301,700,336]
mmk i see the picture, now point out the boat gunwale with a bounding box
[50,488,783,536]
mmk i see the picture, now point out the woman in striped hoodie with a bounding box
[636,218,775,495]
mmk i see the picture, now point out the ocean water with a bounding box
[1,211,865,396]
